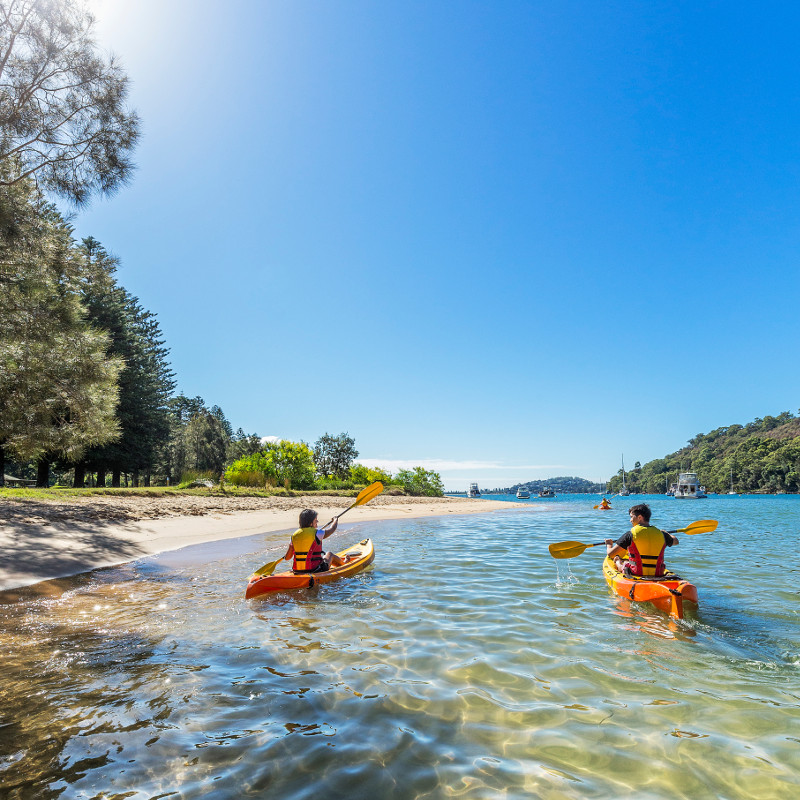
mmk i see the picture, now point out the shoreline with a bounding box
[0,494,533,593]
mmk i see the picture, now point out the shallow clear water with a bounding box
[1,495,799,799]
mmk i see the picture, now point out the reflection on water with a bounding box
[1,497,799,798]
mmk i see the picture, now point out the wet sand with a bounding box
[0,493,531,591]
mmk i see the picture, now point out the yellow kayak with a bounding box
[602,557,698,619]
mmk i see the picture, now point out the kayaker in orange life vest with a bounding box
[282,508,356,573]
[604,503,678,577]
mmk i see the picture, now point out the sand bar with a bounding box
[0,494,534,592]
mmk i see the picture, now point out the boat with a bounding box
[245,538,375,599]
[516,486,531,499]
[602,557,698,619]
[673,472,707,499]
[538,487,555,498]
[467,482,481,498]
[728,468,737,495]
[619,455,630,496]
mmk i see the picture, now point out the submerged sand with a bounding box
[0,493,531,592]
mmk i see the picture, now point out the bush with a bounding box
[350,463,394,486]
[395,467,444,497]
[224,439,316,490]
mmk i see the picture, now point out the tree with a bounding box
[0,0,140,205]
[227,427,262,463]
[396,467,444,497]
[74,238,175,486]
[313,432,359,480]
[0,173,122,483]
[183,411,230,476]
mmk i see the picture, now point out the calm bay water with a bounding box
[1,494,798,799]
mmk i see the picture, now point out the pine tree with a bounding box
[0,173,123,484]
[74,238,175,486]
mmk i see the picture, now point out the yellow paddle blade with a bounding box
[548,540,604,559]
[252,556,283,578]
[354,481,384,507]
[679,519,718,536]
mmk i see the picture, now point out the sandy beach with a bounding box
[0,493,530,593]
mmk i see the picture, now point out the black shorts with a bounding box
[296,559,330,574]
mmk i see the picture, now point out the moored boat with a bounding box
[467,482,481,497]
[538,487,555,498]
[602,556,698,619]
[673,472,707,499]
[516,486,531,499]
[245,538,375,599]
[619,454,630,496]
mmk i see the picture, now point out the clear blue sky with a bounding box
[75,0,800,490]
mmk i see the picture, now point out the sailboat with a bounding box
[728,467,737,495]
[619,454,630,496]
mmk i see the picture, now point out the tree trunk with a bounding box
[37,458,50,488]
[0,444,5,487]
[132,469,140,487]
[111,468,121,488]
[74,463,85,488]
[96,469,106,488]
[143,473,151,487]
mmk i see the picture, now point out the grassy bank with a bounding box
[0,485,406,502]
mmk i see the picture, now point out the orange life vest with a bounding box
[626,524,667,577]
[291,527,323,572]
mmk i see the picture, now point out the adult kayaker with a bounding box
[604,503,678,577]
[282,509,356,573]
[599,497,611,509]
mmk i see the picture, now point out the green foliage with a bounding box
[0,173,123,463]
[225,440,316,490]
[75,237,175,480]
[608,411,800,493]
[350,463,395,486]
[0,0,140,205]
[395,467,444,497]
[313,432,359,480]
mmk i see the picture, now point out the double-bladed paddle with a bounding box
[250,481,385,578]
[548,519,718,560]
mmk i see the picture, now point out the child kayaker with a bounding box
[283,509,356,573]
[604,503,678,576]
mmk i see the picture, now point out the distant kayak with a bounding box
[245,538,375,599]
[602,556,698,619]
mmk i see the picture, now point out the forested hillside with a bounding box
[607,412,800,494]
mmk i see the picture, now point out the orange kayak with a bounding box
[245,538,375,599]
[602,556,698,619]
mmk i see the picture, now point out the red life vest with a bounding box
[626,524,667,577]
[291,527,323,571]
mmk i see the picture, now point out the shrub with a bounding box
[225,439,316,490]
[350,463,394,486]
[395,467,444,497]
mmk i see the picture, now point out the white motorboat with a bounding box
[673,472,707,499]
[516,486,531,499]
[467,483,481,498]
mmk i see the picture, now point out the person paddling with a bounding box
[599,497,611,509]
[283,509,357,573]
[604,503,678,576]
